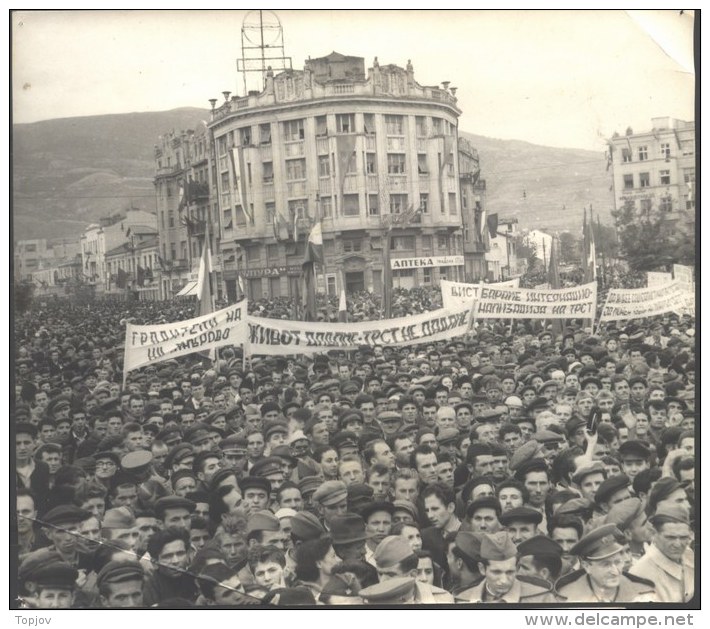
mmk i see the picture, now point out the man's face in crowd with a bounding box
[415,452,438,485]
[17,494,36,535]
[481,556,517,597]
[469,508,500,533]
[654,522,692,562]
[279,487,303,511]
[393,478,418,503]
[524,471,550,507]
[247,433,265,459]
[620,455,648,480]
[41,450,63,474]
[157,539,190,578]
[424,495,453,529]
[339,460,364,486]
[244,487,270,512]
[505,521,537,546]
[583,554,624,590]
[498,487,524,512]
[311,422,330,446]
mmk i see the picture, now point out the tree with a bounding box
[558,231,580,265]
[611,196,694,271]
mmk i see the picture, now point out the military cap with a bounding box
[517,535,563,558]
[238,476,272,495]
[480,531,517,560]
[166,443,194,469]
[312,480,348,506]
[330,513,369,545]
[647,477,684,514]
[297,475,322,497]
[604,497,646,531]
[102,506,137,529]
[373,535,415,568]
[121,449,153,474]
[571,523,625,559]
[219,435,248,453]
[16,421,38,438]
[499,506,543,527]
[247,510,281,535]
[96,560,144,588]
[264,422,289,441]
[154,496,196,519]
[617,440,651,460]
[320,573,361,598]
[454,530,483,562]
[594,474,631,506]
[571,461,607,485]
[43,505,91,527]
[185,426,211,447]
[436,427,460,445]
[290,511,326,541]
[250,456,283,478]
[380,497,413,525]
[157,425,182,444]
[359,576,416,604]
[360,500,395,523]
[648,503,690,527]
[556,497,594,518]
[509,440,545,472]
[33,562,78,590]
[331,430,360,451]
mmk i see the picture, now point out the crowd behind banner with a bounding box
[12,273,696,608]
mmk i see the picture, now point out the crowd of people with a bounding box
[13,281,696,607]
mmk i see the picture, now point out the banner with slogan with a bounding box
[647,272,673,287]
[672,264,694,287]
[440,278,520,310]
[247,307,473,355]
[123,300,249,374]
[471,282,597,319]
[599,281,690,322]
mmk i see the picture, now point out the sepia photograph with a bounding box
[10,8,698,617]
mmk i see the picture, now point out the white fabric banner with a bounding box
[247,307,473,355]
[647,272,673,287]
[467,282,597,319]
[123,300,248,373]
[599,282,690,322]
[440,278,519,310]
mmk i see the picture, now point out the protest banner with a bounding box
[123,300,248,374]
[647,271,673,287]
[440,277,519,310]
[672,264,694,287]
[598,281,689,322]
[247,307,472,355]
[471,282,597,319]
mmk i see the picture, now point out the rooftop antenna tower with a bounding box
[237,10,292,96]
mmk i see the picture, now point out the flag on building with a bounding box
[301,220,323,321]
[230,146,253,224]
[195,227,214,319]
[336,135,357,197]
[582,208,597,283]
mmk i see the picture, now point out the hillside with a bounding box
[12,109,614,240]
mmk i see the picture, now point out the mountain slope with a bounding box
[12,109,614,240]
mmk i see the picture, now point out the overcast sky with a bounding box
[11,9,695,151]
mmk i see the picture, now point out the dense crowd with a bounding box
[13,283,696,607]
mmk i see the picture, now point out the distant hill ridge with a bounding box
[12,108,613,240]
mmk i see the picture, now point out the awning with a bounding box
[176,280,197,297]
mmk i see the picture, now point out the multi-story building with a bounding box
[14,239,50,282]
[80,209,158,293]
[608,117,695,237]
[486,218,519,281]
[205,52,465,300]
[105,230,161,301]
[459,137,489,281]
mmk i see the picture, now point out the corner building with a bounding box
[209,52,465,301]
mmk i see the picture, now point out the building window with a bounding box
[659,170,671,185]
[267,244,279,261]
[682,142,695,156]
[283,119,305,141]
[464,228,470,242]
[343,194,360,217]
[318,155,331,177]
[343,239,362,253]
[363,113,375,135]
[247,245,261,263]
[366,153,377,174]
[224,208,234,228]
[262,161,274,182]
[417,154,429,174]
[623,174,634,190]
[639,172,650,188]
[659,196,673,212]
[239,127,252,146]
[449,193,457,215]
[660,142,671,158]
[388,154,406,174]
[437,234,448,250]
[315,116,328,137]
[423,268,432,284]
[288,200,308,219]
[385,114,404,135]
[422,235,433,251]
[638,146,648,161]
[260,124,271,144]
[420,193,429,213]
[168,211,175,228]
[170,243,177,260]
[432,118,442,135]
[336,113,355,134]
[622,148,632,163]
[391,235,415,250]
[390,194,408,214]
[416,116,427,137]
[323,239,335,255]
[321,196,333,218]
[368,194,379,216]
[286,158,306,181]
[683,168,695,185]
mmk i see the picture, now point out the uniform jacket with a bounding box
[556,572,656,603]
[628,544,694,603]
[455,578,557,604]
[414,582,454,604]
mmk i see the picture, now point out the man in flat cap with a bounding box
[313,481,349,530]
[617,440,652,482]
[456,532,556,603]
[557,524,656,602]
[628,505,694,602]
[516,535,564,589]
[499,507,542,546]
[594,474,632,515]
[372,536,453,603]
[32,561,79,608]
[154,496,196,532]
[97,560,145,607]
